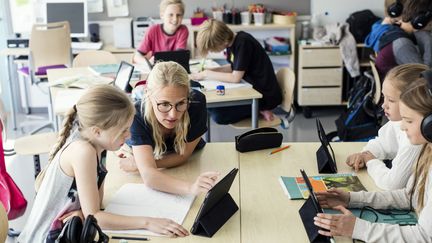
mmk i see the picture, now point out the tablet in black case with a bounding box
[190,168,239,237]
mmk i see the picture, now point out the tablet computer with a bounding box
[300,169,324,214]
[154,49,191,73]
[316,119,337,173]
[114,61,134,93]
[191,168,238,236]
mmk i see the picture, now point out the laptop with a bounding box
[153,49,191,73]
[114,61,134,93]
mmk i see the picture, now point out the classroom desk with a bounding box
[103,142,241,243]
[239,142,376,243]
[46,67,262,140]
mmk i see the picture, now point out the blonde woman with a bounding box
[314,75,432,242]
[119,61,219,195]
[190,19,282,123]
[133,0,188,63]
[19,85,188,242]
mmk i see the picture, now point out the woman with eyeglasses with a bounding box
[118,61,219,196]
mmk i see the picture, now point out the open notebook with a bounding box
[104,183,195,236]
[199,80,252,91]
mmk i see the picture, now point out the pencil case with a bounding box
[235,127,283,153]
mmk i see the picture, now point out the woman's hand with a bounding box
[361,151,376,163]
[189,171,220,195]
[119,156,138,173]
[345,152,366,172]
[314,205,356,237]
[58,210,84,224]
[316,188,350,209]
[145,217,189,237]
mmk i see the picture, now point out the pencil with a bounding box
[111,235,149,241]
[269,145,291,155]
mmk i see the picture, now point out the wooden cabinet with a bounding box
[188,23,296,70]
[297,44,343,110]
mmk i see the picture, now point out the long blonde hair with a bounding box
[385,63,428,92]
[143,61,190,159]
[48,85,135,162]
[160,0,185,15]
[400,77,432,212]
[196,19,234,56]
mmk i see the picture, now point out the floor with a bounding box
[3,105,343,241]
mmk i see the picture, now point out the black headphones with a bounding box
[411,9,432,30]
[420,70,432,142]
[387,0,404,18]
[61,215,109,243]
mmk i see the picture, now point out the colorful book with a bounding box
[88,64,119,76]
[279,174,367,200]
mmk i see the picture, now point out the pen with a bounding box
[111,236,149,241]
[269,145,291,155]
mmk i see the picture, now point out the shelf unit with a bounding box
[188,23,296,71]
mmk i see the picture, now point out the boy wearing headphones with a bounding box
[375,0,432,79]
[365,0,405,52]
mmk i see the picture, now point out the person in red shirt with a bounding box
[133,0,189,64]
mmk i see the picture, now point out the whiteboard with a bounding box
[311,0,385,26]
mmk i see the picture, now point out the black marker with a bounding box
[111,236,149,241]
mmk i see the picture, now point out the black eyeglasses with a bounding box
[155,98,190,113]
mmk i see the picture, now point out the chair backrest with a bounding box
[72,50,118,67]
[0,203,7,243]
[276,68,295,113]
[29,21,72,71]
[369,60,381,105]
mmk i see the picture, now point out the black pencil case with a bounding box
[235,127,283,153]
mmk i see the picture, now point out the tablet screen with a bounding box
[191,168,238,232]
[114,61,134,92]
[300,169,324,213]
[316,119,337,172]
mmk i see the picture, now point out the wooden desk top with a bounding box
[239,142,376,243]
[47,67,261,115]
[104,142,240,242]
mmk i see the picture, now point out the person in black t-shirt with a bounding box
[190,19,282,124]
[118,61,219,195]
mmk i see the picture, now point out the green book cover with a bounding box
[279,174,367,200]
[88,64,119,76]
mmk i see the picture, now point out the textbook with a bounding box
[104,183,195,236]
[49,75,113,89]
[88,63,119,76]
[279,174,367,200]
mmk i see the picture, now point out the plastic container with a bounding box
[216,85,225,95]
[253,12,265,26]
[212,11,223,21]
[241,12,251,25]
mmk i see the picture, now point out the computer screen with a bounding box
[114,61,134,93]
[45,0,88,38]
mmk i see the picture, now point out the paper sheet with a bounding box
[199,80,252,91]
[104,183,195,236]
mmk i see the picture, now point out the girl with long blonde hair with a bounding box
[19,85,189,242]
[313,73,432,242]
[119,61,219,195]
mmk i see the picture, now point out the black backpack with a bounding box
[346,9,380,43]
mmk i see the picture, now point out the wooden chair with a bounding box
[369,60,382,105]
[72,50,118,67]
[18,21,72,134]
[0,203,7,243]
[230,68,296,129]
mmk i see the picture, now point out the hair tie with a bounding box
[73,105,77,112]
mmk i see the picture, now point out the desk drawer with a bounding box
[300,68,342,87]
[298,87,342,105]
[300,48,342,67]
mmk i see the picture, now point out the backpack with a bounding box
[346,9,380,43]
[331,73,383,141]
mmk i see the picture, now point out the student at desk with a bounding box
[190,19,282,124]
[19,86,188,242]
[346,64,426,190]
[118,61,219,195]
[133,0,188,64]
[314,76,432,242]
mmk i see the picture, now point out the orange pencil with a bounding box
[269,145,291,155]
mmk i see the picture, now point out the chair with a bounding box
[230,68,296,129]
[18,21,72,134]
[0,203,7,243]
[72,50,118,67]
[369,60,382,105]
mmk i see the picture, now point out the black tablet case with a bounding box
[190,168,239,237]
[154,49,191,73]
[315,119,337,173]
